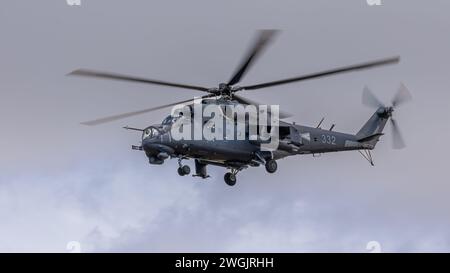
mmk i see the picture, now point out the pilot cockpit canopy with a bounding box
[142,126,161,140]
[161,115,174,125]
[161,114,183,126]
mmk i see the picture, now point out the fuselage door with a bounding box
[289,126,302,146]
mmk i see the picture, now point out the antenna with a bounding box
[123,126,144,132]
[329,124,335,131]
[316,117,325,128]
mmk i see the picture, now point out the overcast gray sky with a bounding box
[1,0,450,252]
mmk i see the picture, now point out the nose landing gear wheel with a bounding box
[265,159,277,173]
[224,172,237,186]
[177,165,191,176]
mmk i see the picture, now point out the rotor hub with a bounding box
[386,106,394,116]
[378,106,394,118]
[216,83,236,98]
[218,83,230,92]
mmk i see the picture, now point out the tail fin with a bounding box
[357,84,411,149]
[356,107,390,147]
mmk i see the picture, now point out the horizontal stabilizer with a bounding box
[357,133,384,143]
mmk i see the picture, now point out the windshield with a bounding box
[142,127,160,140]
[161,115,181,126]
[161,115,173,125]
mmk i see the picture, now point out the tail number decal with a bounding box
[321,134,336,145]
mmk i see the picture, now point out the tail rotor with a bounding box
[362,84,412,149]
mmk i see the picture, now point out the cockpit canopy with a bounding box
[162,114,185,126]
[161,115,176,125]
[142,126,161,140]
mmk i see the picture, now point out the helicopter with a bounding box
[68,30,411,186]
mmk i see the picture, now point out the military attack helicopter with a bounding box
[68,30,411,186]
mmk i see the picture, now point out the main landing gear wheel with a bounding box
[265,159,278,174]
[224,172,237,186]
[177,165,191,176]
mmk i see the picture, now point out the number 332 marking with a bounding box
[321,134,336,145]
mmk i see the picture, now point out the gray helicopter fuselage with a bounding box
[140,108,387,168]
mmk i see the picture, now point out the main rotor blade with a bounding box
[241,56,400,91]
[68,69,211,92]
[233,94,292,119]
[227,30,279,86]
[392,83,412,107]
[362,86,384,109]
[390,118,406,149]
[81,94,215,126]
